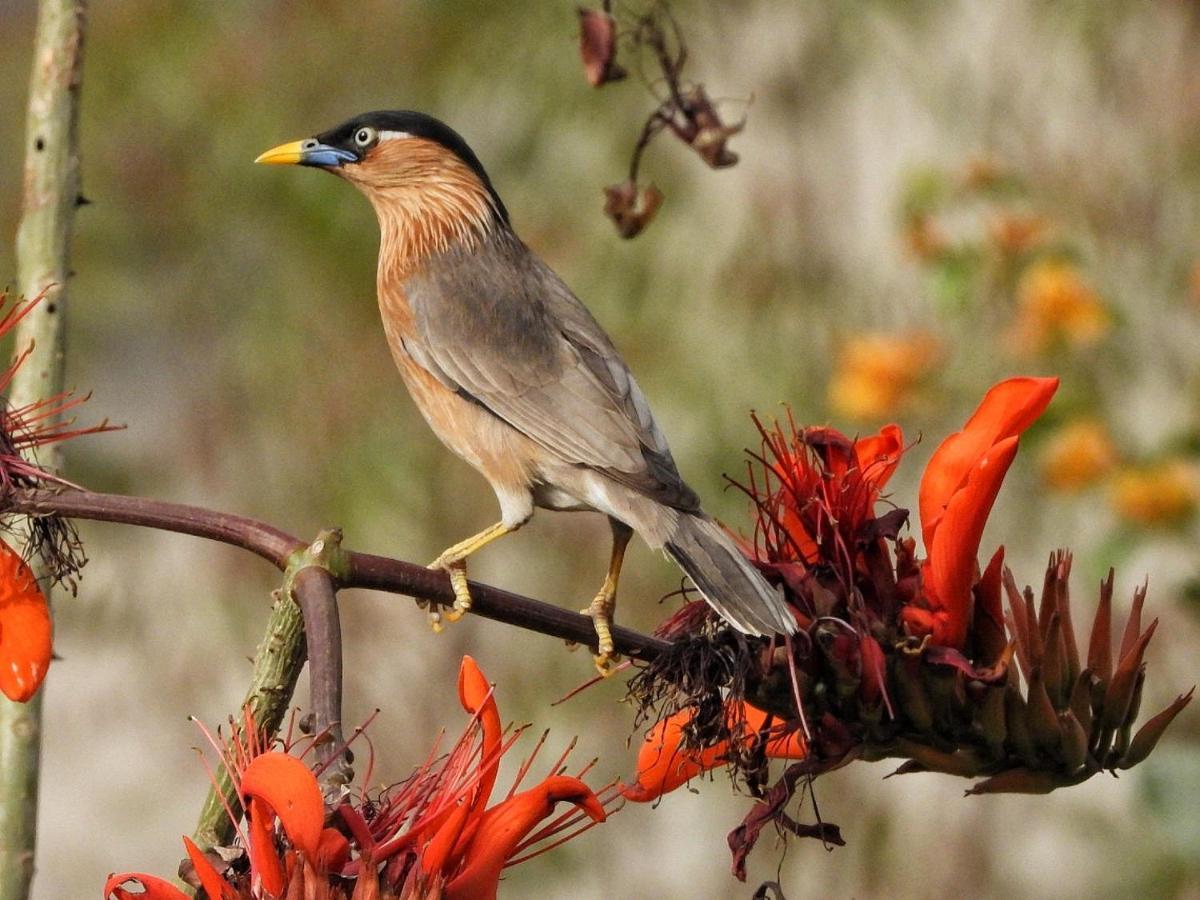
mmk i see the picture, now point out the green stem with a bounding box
[0,2,86,897]
[191,589,307,849]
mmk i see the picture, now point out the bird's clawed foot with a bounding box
[581,519,632,677]
[425,521,516,633]
[582,589,621,677]
[427,555,473,632]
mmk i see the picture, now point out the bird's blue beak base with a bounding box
[255,139,358,168]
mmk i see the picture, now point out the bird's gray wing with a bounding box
[401,232,700,511]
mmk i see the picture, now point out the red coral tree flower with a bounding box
[625,376,1192,880]
[106,656,614,900]
[0,536,52,702]
[902,375,1058,648]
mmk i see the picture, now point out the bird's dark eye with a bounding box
[354,127,377,148]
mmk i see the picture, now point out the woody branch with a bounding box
[7,486,672,660]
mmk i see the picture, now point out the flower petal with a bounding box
[920,436,1020,648]
[316,826,351,875]
[458,655,501,817]
[420,799,472,881]
[103,873,190,900]
[855,424,905,492]
[444,776,605,900]
[245,796,285,896]
[181,836,235,900]
[0,541,51,703]
[240,751,324,860]
[620,708,731,802]
[621,703,806,802]
[919,376,1058,550]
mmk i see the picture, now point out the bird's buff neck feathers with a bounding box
[340,137,502,281]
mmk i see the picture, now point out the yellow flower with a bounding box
[1011,260,1110,354]
[1039,419,1117,491]
[828,333,940,421]
[1112,460,1199,527]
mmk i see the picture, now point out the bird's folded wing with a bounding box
[403,236,699,511]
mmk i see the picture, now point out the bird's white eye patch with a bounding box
[377,130,413,142]
[353,126,378,148]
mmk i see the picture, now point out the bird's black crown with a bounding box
[316,110,508,222]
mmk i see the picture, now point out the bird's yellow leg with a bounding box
[428,521,514,629]
[583,520,633,677]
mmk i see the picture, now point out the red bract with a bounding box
[0,536,51,702]
[107,656,613,899]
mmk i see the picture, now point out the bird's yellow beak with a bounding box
[254,140,306,166]
[255,138,358,168]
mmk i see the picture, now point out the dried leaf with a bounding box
[578,8,626,87]
[603,180,664,238]
[669,86,744,168]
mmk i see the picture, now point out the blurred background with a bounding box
[2,1,1199,896]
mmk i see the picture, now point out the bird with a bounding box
[256,111,796,671]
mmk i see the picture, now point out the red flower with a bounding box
[622,702,807,803]
[628,376,1191,884]
[0,536,51,702]
[738,416,904,629]
[631,377,1061,802]
[902,376,1058,648]
[106,656,612,899]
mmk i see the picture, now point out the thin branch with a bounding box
[11,486,301,566]
[6,486,672,661]
[346,552,668,660]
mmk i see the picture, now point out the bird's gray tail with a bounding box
[664,513,796,636]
